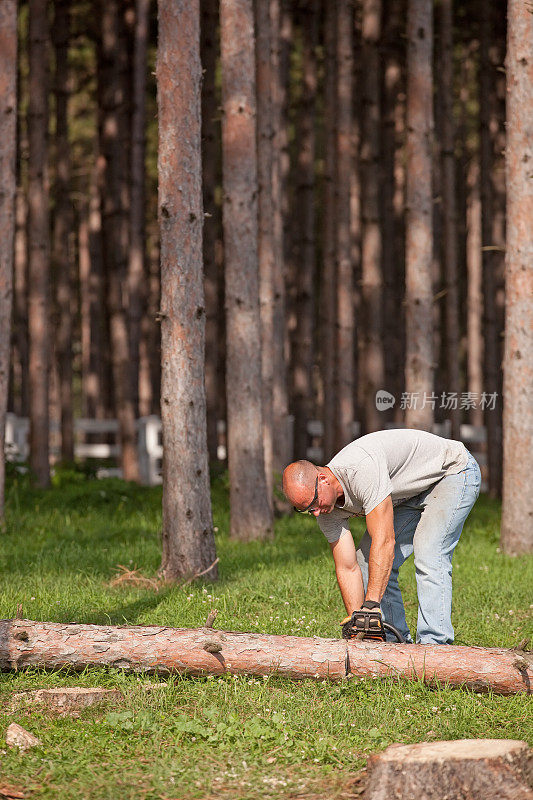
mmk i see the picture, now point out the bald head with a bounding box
[282,460,320,508]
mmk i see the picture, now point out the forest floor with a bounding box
[0,465,532,799]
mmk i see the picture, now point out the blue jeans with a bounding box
[356,452,481,644]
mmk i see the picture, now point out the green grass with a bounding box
[1,468,532,799]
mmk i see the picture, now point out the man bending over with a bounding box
[282,429,481,644]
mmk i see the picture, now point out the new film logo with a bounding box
[375,390,396,410]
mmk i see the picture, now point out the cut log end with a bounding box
[374,738,530,763]
[9,687,123,713]
[365,739,533,800]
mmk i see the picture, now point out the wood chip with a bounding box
[0,783,25,800]
[5,724,42,751]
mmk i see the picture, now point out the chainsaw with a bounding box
[341,609,405,643]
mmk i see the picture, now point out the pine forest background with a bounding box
[0,0,532,568]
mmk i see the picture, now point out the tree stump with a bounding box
[9,687,123,713]
[365,739,533,800]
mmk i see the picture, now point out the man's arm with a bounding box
[329,533,365,613]
[364,495,395,603]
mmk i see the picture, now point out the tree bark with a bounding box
[220,0,273,539]
[99,0,139,481]
[53,0,74,462]
[466,158,484,428]
[479,3,504,497]
[1,620,531,696]
[128,0,150,420]
[438,0,461,439]
[140,221,161,417]
[404,0,434,432]
[201,0,222,464]
[501,0,533,556]
[270,0,291,470]
[14,118,29,419]
[256,0,275,497]
[360,0,384,434]
[381,0,405,423]
[80,160,106,421]
[365,739,533,800]
[28,0,51,487]
[291,0,317,460]
[79,13,110,423]
[321,0,337,462]
[157,0,218,580]
[335,0,354,451]
[351,15,363,433]
[0,0,17,518]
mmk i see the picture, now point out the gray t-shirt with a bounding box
[318,429,469,544]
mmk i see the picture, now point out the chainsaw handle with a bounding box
[382,622,405,643]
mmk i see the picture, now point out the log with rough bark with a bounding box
[365,739,533,800]
[0,620,531,696]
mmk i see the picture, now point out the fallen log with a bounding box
[0,619,531,695]
[365,739,533,800]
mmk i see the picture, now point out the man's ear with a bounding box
[317,469,329,485]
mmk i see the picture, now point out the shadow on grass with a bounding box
[50,587,175,626]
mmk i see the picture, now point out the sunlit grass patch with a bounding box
[0,470,531,799]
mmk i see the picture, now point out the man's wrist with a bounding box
[362,599,381,610]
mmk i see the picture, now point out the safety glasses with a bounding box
[293,476,319,514]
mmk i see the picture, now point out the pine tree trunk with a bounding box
[458,40,483,429]
[291,0,317,460]
[0,0,17,517]
[466,158,484,428]
[360,0,384,434]
[28,0,51,487]
[14,126,29,419]
[256,0,275,496]
[432,24,444,420]
[335,0,354,451]
[500,0,533,556]
[128,0,150,422]
[80,161,106,420]
[270,0,291,469]
[2,619,531,695]
[220,0,273,540]
[53,0,74,463]
[140,223,161,417]
[439,0,461,440]
[404,0,434,432]
[99,0,139,481]
[321,0,337,462]
[201,0,221,464]
[480,4,504,497]
[157,0,218,580]
[382,0,404,422]
[489,16,506,496]
[279,0,292,265]
[351,19,363,433]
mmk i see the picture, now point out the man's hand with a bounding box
[341,605,386,642]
